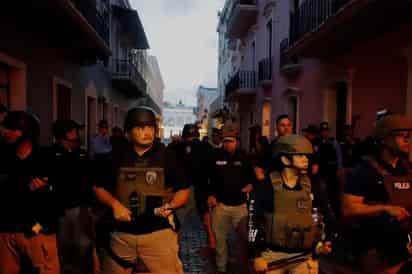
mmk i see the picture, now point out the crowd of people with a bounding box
[1,103,412,274]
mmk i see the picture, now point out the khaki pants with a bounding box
[262,250,318,274]
[101,229,183,274]
[211,203,248,272]
[0,233,60,274]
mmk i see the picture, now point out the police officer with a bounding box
[343,114,412,274]
[93,107,190,274]
[316,122,341,216]
[207,123,254,274]
[210,127,222,149]
[0,111,61,274]
[249,135,332,274]
[174,124,215,248]
[46,119,95,274]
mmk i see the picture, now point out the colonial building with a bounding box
[163,101,196,144]
[0,0,163,147]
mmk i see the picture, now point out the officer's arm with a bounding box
[342,193,387,217]
[169,188,191,209]
[93,186,121,209]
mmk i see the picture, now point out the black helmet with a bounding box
[2,111,40,142]
[182,124,200,139]
[52,119,83,140]
[124,107,156,131]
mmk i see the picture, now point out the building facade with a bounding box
[217,0,412,149]
[0,0,163,147]
[163,101,196,144]
[195,85,219,138]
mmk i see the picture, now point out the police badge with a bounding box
[145,171,157,185]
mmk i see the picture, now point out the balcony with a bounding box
[111,59,147,97]
[286,0,412,58]
[226,0,258,39]
[258,57,272,86]
[69,0,110,46]
[280,38,302,75]
[225,70,257,100]
[112,4,150,50]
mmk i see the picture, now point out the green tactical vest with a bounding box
[115,166,173,216]
[264,171,321,250]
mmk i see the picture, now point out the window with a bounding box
[56,84,71,120]
[0,66,10,109]
[288,96,299,134]
[267,20,273,58]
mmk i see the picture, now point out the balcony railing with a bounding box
[258,57,272,83]
[111,59,147,96]
[225,70,256,98]
[226,0,258,38]
[289,0,351,47]
[280,38,301,74]
[69,0,110,45]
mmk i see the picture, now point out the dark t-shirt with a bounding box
[44,143,93,210]
[94,141,189,235]
[0,144,60,233]
[172,139,213,189]
[209,148,255,206]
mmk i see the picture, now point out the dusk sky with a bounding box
[130,0,222,106]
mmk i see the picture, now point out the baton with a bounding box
[267,251,312,271]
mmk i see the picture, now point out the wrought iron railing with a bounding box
[258,57,272,82]
[225,70,256,98]
[289,0,351,46]
[227,0,257,22]
[111,59,146,93]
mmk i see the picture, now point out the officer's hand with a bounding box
[112,201,131,222]
[207,196,217,208]
[242,184,253,193]
[154,203,173,218]
[254,167,265,181]
[385,205,410,221]
[29,177,48,192]
[254,257,268,272]
[316,241,332,255]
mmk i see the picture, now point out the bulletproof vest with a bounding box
[264,172,322,250]
[115,165,173,219]
[365,157,412,225]
[365,157,412,264]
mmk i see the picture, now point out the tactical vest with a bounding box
[264,172,322,250]
[115,165,174,218]
[365,157,412,229]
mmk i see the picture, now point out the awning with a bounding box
[112,5,150,50]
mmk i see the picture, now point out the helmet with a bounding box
[222,123,239,141]
[373,114,412,139]
[272,135,313,158]
[182,124,199,139]
[124,107,156,131]
[2,111,40,141]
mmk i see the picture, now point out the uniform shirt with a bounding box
[0,144,60,233]
[94,141,189,235]
[44,143,93,210]
[209,148,255,206]
[91,134,112,156]
[173,139,213,189]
